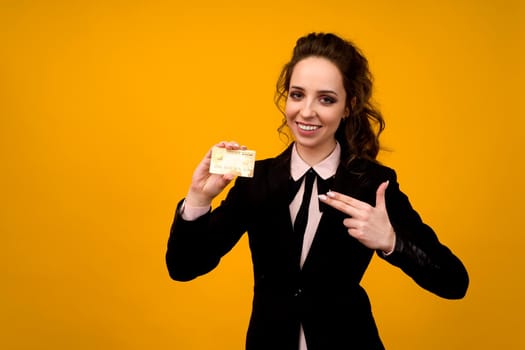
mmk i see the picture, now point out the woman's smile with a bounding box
[296,121,322,132]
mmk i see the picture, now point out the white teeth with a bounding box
[298,123,320,131]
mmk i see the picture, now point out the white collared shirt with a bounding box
[289,143,340,350]
[289,142,341,268]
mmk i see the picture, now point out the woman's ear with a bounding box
[344,96,356,119]
[350,96,357,110]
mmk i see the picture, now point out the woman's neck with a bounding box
[295,141,337,166]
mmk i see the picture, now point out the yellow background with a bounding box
[1,0,524,349]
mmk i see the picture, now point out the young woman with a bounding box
[166,32,469,350]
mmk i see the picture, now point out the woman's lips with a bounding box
[297,122,321,131]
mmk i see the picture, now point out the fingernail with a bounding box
[327,191,336,198]
[318,194,327,201]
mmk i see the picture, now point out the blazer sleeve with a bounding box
[379,171,469,299]
[166,177,250,282]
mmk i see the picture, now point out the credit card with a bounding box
[209,147,256,178]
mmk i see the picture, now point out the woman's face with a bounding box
[285,56,348,159]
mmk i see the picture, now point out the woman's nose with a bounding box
[299,100,316,118]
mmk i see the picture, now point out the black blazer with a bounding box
[166,145,469,350]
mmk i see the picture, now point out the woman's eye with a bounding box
[289,91,303,100]
[320,96,336,105]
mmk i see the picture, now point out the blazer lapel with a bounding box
[266,145,295,232]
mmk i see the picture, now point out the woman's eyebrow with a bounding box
[318,89,338,96]
[290,86,339,96]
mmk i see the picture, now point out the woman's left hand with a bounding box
[319,181,396,253]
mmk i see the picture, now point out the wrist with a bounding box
[185,189,212,207]
[382,227,396,256]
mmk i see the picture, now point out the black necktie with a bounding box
[289,170,334,213]
[293,169,316,237]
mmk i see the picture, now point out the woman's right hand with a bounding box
[185,141,246,207]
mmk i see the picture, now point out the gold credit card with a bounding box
[209,147,256,178]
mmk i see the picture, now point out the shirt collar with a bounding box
[290,142,341,181]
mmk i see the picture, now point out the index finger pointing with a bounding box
[326,190,369,209]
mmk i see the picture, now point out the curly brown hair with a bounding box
[275,32,385,163]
